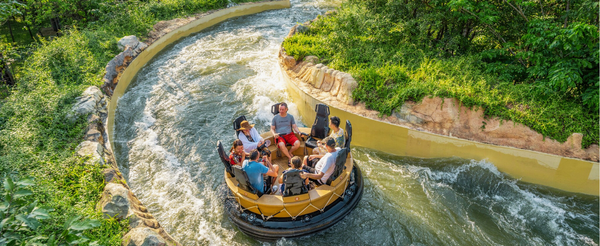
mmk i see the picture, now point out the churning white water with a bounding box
[113,1,599,245]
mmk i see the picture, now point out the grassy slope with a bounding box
[0,0,255,244]
[283,6,599,148]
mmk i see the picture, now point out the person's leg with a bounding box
[276,137,292,160]
[289,140,300,156]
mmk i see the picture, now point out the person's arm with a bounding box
[278,172,284,184]
[239,132,258,151]
[301,171,324,180]
[270,125,279,140]
[263,160,278,178]
[292,123,301,135]
[266,169,278,178]
[251,128,264,145]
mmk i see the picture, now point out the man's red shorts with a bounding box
[276,132,299,146]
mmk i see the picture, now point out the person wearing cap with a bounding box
[271,102,301,164]
[328,116,345,148]
[300,137,340,185]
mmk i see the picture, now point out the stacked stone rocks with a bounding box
[279,24,358,105]
[102,36,148,97]
[71,36,180,246]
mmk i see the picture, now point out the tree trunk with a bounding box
[7,17,15,43]
[0,54,15,86]
[22,13,35,41]
[563,0,570,28]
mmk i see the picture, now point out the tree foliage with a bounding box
[283,0,599,147]
[347,0,599,111]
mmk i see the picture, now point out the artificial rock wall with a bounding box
[71,85,179,246]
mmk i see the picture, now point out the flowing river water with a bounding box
[112,1,599,245]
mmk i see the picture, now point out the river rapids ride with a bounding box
[217,103,363,241]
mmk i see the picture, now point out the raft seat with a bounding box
[232,115,247,139]
[305,104,330,150]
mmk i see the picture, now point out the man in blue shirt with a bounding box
[243,149,279,193]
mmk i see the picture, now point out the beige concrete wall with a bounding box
[281,65,599,196]
[107,1,290,149]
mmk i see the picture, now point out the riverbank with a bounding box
[0,0,259,244]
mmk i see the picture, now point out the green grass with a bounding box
[0,0,258,244]
[283,8,599,148]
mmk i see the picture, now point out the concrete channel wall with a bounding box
[102,1,292,244]
[279,59,599,196]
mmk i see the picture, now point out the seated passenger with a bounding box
[300,137,340,185]
[278,156,308,193]
[238,120,271,163]
[308,116,345,165]
[229,139,247,167]
[271,102,301,164]
[329,116,345,148]
[242,149,279,194]
[238,120,265,152]
[304,138,328,168]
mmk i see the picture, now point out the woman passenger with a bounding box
[238,120,271,163]
[229,139,247,166]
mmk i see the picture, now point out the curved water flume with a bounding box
[113,1,599,245]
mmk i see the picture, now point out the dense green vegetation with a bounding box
[283,0,599,148]
[0,0,254,244]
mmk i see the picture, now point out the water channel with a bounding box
[112,0,599,245]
